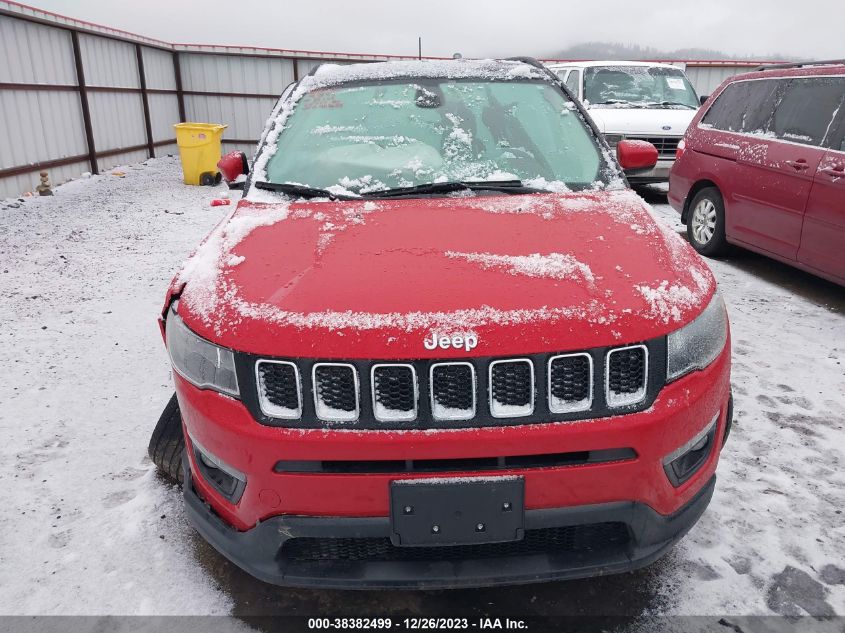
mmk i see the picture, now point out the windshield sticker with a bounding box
[302,89,343,109]
[666,77,685,90]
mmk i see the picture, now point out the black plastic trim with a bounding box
[663,425,717,488]
[191,444,246,504]
[273,448,637,474]
[182,461,716,589]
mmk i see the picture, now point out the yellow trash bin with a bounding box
[173,123,228,186]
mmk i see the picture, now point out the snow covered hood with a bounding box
[173,190,715,358]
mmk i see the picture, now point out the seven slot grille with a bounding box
[255,344,652,426]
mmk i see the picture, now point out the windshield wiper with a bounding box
[363,180,541,198]
[253,181,358,200]
[650,101,698,109]
[594,99,637,106]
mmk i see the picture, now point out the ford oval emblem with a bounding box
[662,125,672,131]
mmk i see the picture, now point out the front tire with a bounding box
[148,393,185,486]
[687,187,728,256]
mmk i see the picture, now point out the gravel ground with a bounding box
[0,159,842,625]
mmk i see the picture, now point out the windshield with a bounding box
[584,66,699,109]
[258,79,617,195]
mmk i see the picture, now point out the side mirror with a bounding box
[699,95,710,106]
[617,140,658,172]
[217,151,250,190]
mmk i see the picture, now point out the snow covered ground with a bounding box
[0,158,842,621]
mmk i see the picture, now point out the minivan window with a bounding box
[770,77,845,147]
[583,65,698,109]
[262,79,614,193]
[824,104,845,152]
[700,79,783,134]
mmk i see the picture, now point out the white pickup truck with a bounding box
[547,60,702,183]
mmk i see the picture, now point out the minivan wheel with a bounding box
[687,187,728,256]
[148,393,184,486]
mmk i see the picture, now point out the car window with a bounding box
[555,69,570,83]
[565,70,580,97]
[700,79,784,134]
[770,77,845,147]
[262,79,613,193]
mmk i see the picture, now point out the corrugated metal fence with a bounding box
[0,1,769,199]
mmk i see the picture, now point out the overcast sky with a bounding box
[26,0,843,60]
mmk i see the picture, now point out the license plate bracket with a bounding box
[389,477,525,547]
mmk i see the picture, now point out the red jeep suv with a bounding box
[154,58,732,588]
[669,61,845,286]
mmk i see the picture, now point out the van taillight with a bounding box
[676,139,686,160]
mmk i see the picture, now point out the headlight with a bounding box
[667,291,728,381]
[166,302,239,396]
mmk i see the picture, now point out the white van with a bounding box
[546,61,702,183]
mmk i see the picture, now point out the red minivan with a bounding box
[669,61,845,286]
[152,58,732,589]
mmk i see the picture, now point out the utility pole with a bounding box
[418,37,422,60]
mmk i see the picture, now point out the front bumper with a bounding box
[176,343,730,530]
[627,159,674,184]
[184,460,716,589]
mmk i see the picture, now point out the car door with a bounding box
[798,85,845,281]
[728,78,834,260]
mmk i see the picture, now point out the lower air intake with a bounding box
[281,523,630,562]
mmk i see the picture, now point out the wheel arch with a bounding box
[682,179,721,225]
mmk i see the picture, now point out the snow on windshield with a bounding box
[584,65,698,108]
[249,60,620,199]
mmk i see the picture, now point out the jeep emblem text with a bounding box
[424,332,478,352]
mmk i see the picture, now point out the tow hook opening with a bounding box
[663,413,719,488]
[190,436,247,503]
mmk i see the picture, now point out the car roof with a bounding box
[545,60,683,70]
[729,61,845,83]
[303,58,551,87]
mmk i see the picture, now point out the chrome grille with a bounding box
[625,135,681,159]
[430,362,475,421]
[489,359,534,418]
[606,345,648,407]
[548,353,592,413]
[313,363,359,422]
[256,360,301,418]
[371,364,417,422]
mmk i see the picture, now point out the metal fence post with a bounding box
[136,44,155,159]
[70,31,98,175]
[173,51,186,122]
